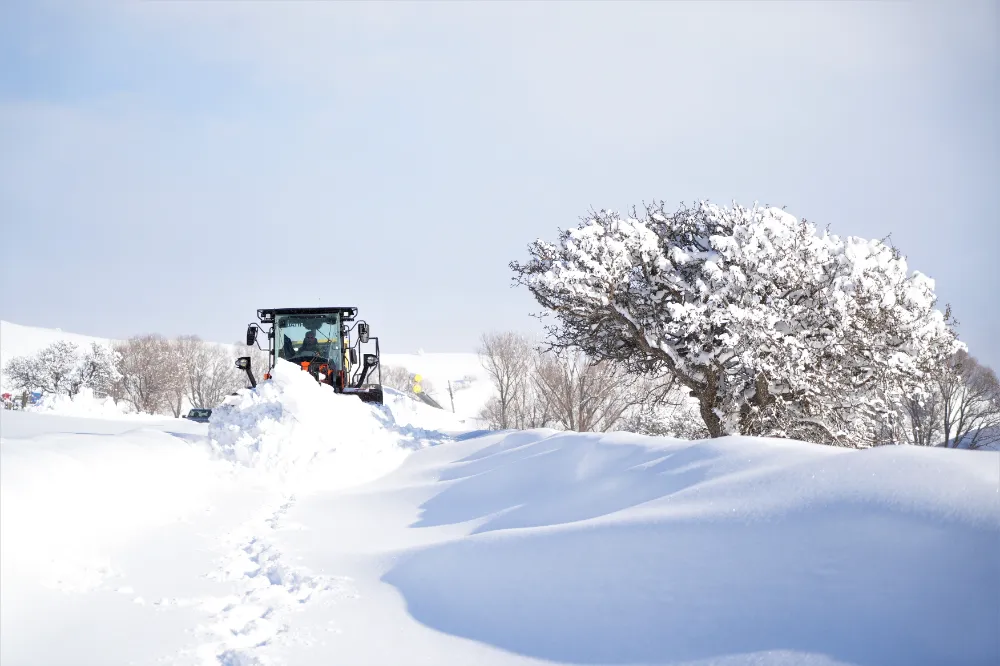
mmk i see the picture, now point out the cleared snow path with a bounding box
[182,494,354,666]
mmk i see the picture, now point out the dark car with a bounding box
[183,408,212,423]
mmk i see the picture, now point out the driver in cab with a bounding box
[299,330,321,355]
[280,329,327,360]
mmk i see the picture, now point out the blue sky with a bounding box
[1,0,997,369]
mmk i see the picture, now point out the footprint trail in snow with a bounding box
[182,495,355,666]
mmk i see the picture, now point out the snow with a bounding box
[1,320,998,665]
[25,386,155,420]
[207,358,413,492]
[380,351,494,419]
[4,389,998,665]
[0,320,496,420]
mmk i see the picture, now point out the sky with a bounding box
[0,0,997,369]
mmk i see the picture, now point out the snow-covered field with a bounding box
[2,349,998,666]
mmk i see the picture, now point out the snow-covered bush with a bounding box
[511,200,962,446]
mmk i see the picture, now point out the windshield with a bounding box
[189,409,210,418]
[275,313,343,371]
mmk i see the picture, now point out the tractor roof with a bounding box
[257,307,358,323]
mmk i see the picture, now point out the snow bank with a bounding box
[371,432,1000,666]
[1,419,226,597]
[24,387,155,421]
[208,359,411,491]
[3,391,997,665]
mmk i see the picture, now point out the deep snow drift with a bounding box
[2,350,998,665]
[207,359,415,490]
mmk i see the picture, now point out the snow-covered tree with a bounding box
[4,355,43,394]
[72,342,121,398]
[3,341,81,396]
[511,200,962,446]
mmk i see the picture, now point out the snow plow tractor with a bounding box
[236,306,384,405]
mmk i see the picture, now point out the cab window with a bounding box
[275,314,343,371]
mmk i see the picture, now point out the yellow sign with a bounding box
[413,384,422,394]
[413,374,422,383]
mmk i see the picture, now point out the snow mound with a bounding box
[208,359,410,491]
[25,387,153,421]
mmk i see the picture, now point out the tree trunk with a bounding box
[698,397,723,437]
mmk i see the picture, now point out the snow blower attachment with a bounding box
[237,306,384,404]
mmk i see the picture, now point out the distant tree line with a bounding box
[2,336,268,416]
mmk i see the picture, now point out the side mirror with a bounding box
[349,348,359,365]
[246,325,257,346]
[236,357,251,371]
[358,322,370,343]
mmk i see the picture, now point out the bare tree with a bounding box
[512,357,554,429]
[898,391,943,447]
[532,349,650,433]
[938,352,1000,449]
[478,331,533,429]
[114,335,176,415]
[201,343,247,405]
[172,337,258,411]
[158,338,189,417]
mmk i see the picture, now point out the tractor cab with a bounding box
[237,306,384,404]
[275,311,344,370]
